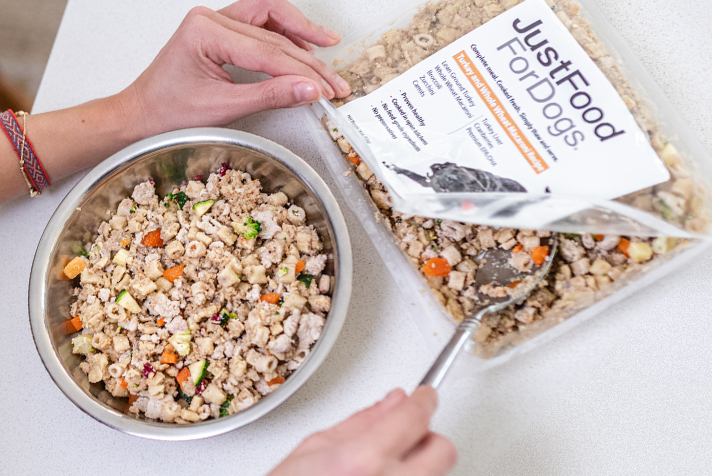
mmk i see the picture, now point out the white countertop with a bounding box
[2,0,712,474]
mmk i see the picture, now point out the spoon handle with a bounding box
[419,319,480,389]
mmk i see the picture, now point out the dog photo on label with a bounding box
[386,161,527,192]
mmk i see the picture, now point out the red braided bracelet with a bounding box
[1,109,51,196]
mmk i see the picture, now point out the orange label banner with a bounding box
[454,50,549,174]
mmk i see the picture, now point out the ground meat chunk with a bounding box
[514,306,537,325]
[447,271,466,291]
[132,182,155,205]
[270,334,293,354]
[308,295,331,313]
[260,240,284,268]
[117,198,134,217]
[570,258,591,276]
[597,235,621,251]
[581,234,596,249]
[297,313,324,349]
[184,180,205,199]
[494,228,515,243]
[510,252,533,272]
[559,238,585,263]
[589,258,612,276]
[254,210,281,240]
[305,255,327,276]
[440,246,462,267]
[148,293,181,318]
[478,229,496,249]
[440,220,467,241]
[521,236,540,252]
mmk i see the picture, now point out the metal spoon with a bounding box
[420,235,558,388]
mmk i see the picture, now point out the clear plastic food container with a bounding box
[306,0,712,368]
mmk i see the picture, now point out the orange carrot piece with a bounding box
[141,229,164,247]
[508,280,522,289]
[119,378,128,390]
[618,238,630,258]
[594,234,604,241]
[295,259,305,274]
[531,246,550,266]
[157,318,165,327]
[163,264,184,283]
[349,154,361,166]
[125,392,139,413]
[63,316,83,334]
[63,256,86,279]
[512,244,523,254]
[176,367,191,391]
[161,344,178,364]
[120,239,130,247]
[266,376,286,386]
[260,293,280,305]
[421,257,451,277]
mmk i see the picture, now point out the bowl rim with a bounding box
[28,128,353,440]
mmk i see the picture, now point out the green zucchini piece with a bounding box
[192,199,215,217]
[189,360,208,386]
[116,289,141,313]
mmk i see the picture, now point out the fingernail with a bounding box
[381,389,406,410]
[323,26,341,41]
[294,82,320,105]
[335,75,351,94]
[320,78,335,98]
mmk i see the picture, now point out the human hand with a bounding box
[268,387,457,476]
[0,0,353,204]
[120,0,351,137]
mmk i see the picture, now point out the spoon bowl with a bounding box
[420,235,558,388]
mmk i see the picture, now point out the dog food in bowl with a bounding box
[65,168,333,424]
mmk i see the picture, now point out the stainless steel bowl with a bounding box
[28,128,352,440]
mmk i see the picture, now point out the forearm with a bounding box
[0,1,351,206]
[0,90,140,204]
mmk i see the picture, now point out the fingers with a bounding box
[187,15,333,97]
[262,17,314,51]
[366,386,439,458]
[283,31,314,51]
[219,0,341,47]
[222,18,348,97]
[188,8,350,98]
[293,389,408,456]
[399,433,458,476]
[273,388,451,476]
[325,389,408,440]
[226,76,322,117]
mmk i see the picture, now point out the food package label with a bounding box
[337,0,669,202]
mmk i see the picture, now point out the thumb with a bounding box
[231,75,322,117]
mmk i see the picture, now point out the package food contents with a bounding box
[315,0,708,356]
[65,169,333,423]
